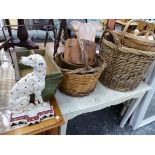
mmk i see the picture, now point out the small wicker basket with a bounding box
[55,54,106,96]
[99,29,155,91]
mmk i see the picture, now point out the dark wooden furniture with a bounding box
[44,19,57,47]
[32,19,56,47]
[53,19,68,58]
[0,37,11,51]
[0,37,14,65]
[3,19,39,50]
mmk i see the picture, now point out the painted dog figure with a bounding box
[9,54,47,113]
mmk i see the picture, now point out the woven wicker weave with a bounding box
[115,19,155,52]
[99,29,155,91]
[55,54,106,96]
[56,53,96,70]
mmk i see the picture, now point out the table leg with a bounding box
[120,93,144,128]
[53,24,62,58]
[53,19,68,59]
[44,19,55,47]
[59,121,68,135]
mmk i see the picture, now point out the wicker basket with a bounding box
[115,19,155,52]
[99,29,155,91]
[56,53,96,70]
[55,54,106,96]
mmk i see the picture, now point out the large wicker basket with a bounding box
[115,19,155,52]
[55,53,106,96]
[99,29,155,91]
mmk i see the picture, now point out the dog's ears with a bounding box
[35,57,46,72]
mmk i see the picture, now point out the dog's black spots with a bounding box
[17,97,19,99]
[21,104,23,105]
[25,79,27,81]
[24,93,25,94]
[38,80,40,82]
[16,89,18,91]
[43,116,47,119]
[32,83,34,85]
[43,74,46,76]
[11,123,17,127]
[18,121,24,125]
[32,74,34,76]
[37,89,38,91]
[11,92,13,94]
[18,83,19,85]
[25,87,27,89]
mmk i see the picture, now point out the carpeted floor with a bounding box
[67,104,155,135]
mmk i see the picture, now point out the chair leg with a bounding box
[44,31,49,47]
[44,19,55,47]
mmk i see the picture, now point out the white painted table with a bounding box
[55,81,151,135]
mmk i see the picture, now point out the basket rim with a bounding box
[56,53,107,74]
[100,37,155,57]
[115,31,155,46]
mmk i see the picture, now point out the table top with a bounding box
[2,97,64,135]
[55,81,151,117]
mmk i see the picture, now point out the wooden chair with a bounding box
[32,19,57,47]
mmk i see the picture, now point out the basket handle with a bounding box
[53,32,78,60]
[137,30,155,40]
[75,32,91,70]
[121,19,151,42]
[100,29,121,47]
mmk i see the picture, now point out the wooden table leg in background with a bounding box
[53,19,68,59]
[44,19,56,47]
